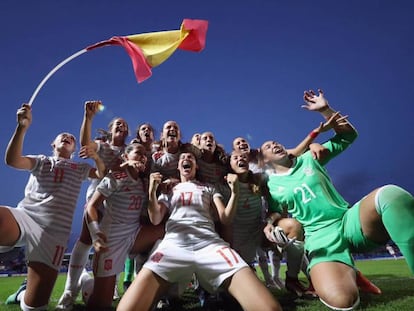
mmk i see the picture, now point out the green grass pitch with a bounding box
[0,258,413,310]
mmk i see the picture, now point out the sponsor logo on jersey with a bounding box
[152,151,164,161]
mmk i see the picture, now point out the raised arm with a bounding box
[213,173,239,225]
[79,144,106,179]
[5,104,36,170]
[287,112,345,158]
[302,89,357,135]
[79,100,101,148]
[148,172,168,225]
[301,89,358,165]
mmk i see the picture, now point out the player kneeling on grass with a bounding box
[261,89,414,310]
[0,104,105,311]
[80,143,164,310]
[117,151,282,311]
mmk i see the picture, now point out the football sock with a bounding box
[123,257,135,283]
[64,240,91,292]
[268,249,281,280]
[257,252,272,282]
[285,240,304,278]
[376,185,414,273]
[319,295,360,311]
[20,295,48,311]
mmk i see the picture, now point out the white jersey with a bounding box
[159,181,224,251]
[94,169,148,276]
[97,169,147,238]
[17,155,91,236]
[86,141,124,201]
[144,180,248,292]
[151,150,180,179]
[232,182,263,263]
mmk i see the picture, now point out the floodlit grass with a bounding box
[0,258,413,310]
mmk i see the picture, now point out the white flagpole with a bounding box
[28,48,88,106]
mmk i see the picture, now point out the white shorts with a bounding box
[7,207,68,271]
[144,239,248,293]
[93,224,139,277]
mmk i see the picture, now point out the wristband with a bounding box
[88,220,101,242]
[309,131,319,139]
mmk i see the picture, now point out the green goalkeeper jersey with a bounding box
[267,131,358,237]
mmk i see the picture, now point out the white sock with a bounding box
[20,295,48,311]
[64,240,91,292]
[17,289,25,302]
[268,249,281,280]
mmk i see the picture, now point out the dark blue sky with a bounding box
[1,1,413,250]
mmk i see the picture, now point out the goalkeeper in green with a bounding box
[261,89,414,310]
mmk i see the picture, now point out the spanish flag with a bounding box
[28,19,208,106]
[86,19,208,83]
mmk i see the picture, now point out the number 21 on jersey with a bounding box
[293,183,316,203]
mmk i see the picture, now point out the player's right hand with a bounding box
[93,232,109,253]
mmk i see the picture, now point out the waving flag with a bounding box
[28,19,208,106]
[86,19,208,83]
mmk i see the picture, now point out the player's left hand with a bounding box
[302,88,329,111]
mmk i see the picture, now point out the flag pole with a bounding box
[28,49,88,106]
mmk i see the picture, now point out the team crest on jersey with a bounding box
[303,167,314,176]
[152,151,164,161]
[151,252,164,263]
[104,259,113,271]
[242,198,250,209]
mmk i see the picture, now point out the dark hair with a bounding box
[134,123,155,142]
[95,129,110,142]
[106,117,129,141]
[125,142,145,154]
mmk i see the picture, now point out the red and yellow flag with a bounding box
[28,19,207,106]
[86,19,208,83]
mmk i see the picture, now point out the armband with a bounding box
[309,131,319,139]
